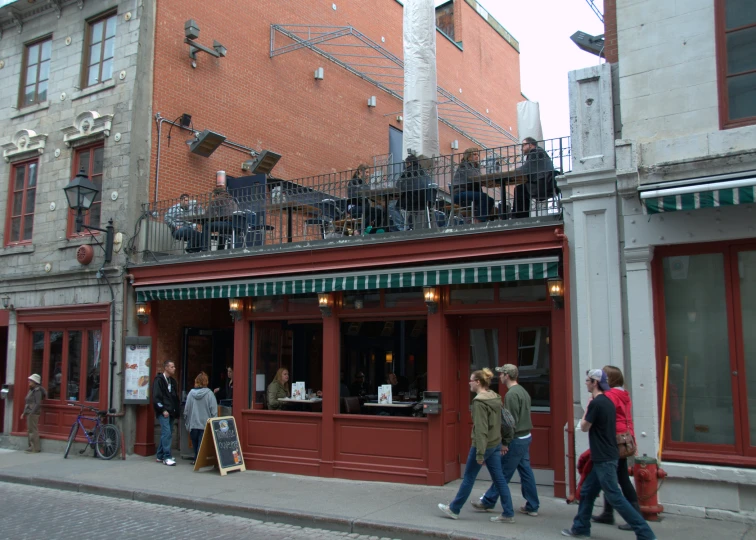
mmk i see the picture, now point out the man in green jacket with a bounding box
[473,364,541,517]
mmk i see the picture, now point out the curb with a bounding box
[0,472,504,540]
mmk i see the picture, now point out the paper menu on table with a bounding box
[292,381,306,400]
[378,384,392,404]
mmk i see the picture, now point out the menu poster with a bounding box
[378,384,392,404]
[292,381,306,400]
[123,337,152,404]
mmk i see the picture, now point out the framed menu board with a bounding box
[123,337,152,405]
[194,416,245,476]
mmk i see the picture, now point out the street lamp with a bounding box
[63,168,114,264]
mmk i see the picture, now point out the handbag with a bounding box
[616,414,636,459]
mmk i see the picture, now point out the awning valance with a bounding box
[135,256,560,302]
[640,174,756,215]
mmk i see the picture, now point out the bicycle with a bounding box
[64,403,120,460]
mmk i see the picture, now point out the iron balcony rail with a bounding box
[137,137,570,260]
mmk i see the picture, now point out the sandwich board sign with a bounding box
[193,416,245,476]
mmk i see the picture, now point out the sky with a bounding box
[437,0,606,141]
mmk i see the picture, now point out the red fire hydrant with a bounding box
[633,455,667,521]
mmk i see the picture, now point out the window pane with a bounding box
[36,81,47,103]
[14,166,25,190]
[469,328,500,397]
[28,163,37,187]
[10,218,20,242]
[13,192,23,215]
[90,42,101,65]
[91,21,103,44]
[26,64,37,85]
[726,27,756,75]
[23,215,33,241]
[500,280,548,302]
[516,326,550,409]
[384,287,425,308]
[342,292,380,310]
[93,146,104,174]
[39,59,50,82]
[24,85,36,106]
[726,0,756,30]
[254,326,293,406]
[67,331,82,401]
[738,251,756,446]
[104,36,115,60]
[48,331,64,400]
[105,15,116,38]
[40,40,51,61]
[28,44,40,66]
[450,284,495,305]
[88,65,99,86]
[728,72,756,120]
[89,203,101,229]
[85,330,102,402]
[663,254,735,445]
[25,188,36,212]
[31,332,44,382]
[101,58,113,81]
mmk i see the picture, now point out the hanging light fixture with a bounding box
[318,293,332,317]
[135,301,150,324]
[229,298,244,321]
[423,286,439,314]
[547,277,564,309]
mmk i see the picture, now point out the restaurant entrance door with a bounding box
[182,328,234,401]
[457,315,554,485]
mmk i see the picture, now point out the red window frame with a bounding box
[18,35,52,109]
[67,142,104,237]
[5,159,38,246]
[715,0,756,129]
[653,240,756,466]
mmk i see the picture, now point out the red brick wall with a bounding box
[603,0,618,64]
[150,0,521,200]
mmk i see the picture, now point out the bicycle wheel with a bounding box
[64,423,79,459]
[95,424,120,460]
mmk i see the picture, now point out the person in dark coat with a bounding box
[511,137,556,219]
[152,360,180,466]
[452,147,495,222]
[396,155,433,229]
[347,164,385,229]
[213,366,234,406]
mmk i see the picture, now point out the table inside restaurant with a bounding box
[363,400,418,417]
[278,397,322,412]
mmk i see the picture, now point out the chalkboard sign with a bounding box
[194,416,245,476]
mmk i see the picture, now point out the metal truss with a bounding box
[270,24,518,149]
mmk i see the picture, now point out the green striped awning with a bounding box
[641,175,756,215]
[136,256,559,302]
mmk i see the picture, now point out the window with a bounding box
[83,11,116,89]
[6,160,37,245]
[69,144,104,235]
[19,36,51,108]
[656,242,756,461]
[716,0,756,127]
[33,328,102,403]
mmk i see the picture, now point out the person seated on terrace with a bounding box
[451,147,495,223]
[396,154,432,230]
[347,164,385,231]
[267,367,289,410]
[164,193,205,252]
[510,137,557,219]
[205,187,256,249]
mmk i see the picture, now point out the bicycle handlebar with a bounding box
[67,402,108,416]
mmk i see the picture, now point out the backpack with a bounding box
[501,406,516,443]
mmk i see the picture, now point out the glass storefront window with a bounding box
[499,280,547,302]
[86,330,102,402]
[287,294,318,312]
[384,287,425,308]
[450,284,495,305]
[67,331,82,401]
[48,331,63,400]
[739,251,756,446]
[342,292,381,310]
[663,254,735,445]
[31,331,44,380]
[251,296,285,313]
[516,326,550,409]
[469,328,500,397]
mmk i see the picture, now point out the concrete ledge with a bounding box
[663,461,756,485]
[663,502,756,525]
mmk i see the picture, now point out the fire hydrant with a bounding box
[633,455,667,521]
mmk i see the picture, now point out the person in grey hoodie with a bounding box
[184,371,218,464]
[438,368,515,524]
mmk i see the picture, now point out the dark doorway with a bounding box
[182,328,234,402]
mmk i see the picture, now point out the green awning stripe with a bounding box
[643,185,756,214]
[135,258,560,303]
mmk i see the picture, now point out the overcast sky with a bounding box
[437,0,606,141]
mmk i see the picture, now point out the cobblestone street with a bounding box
[0,482,399,540]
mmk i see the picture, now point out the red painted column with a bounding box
[426,294,445,485]
[134,302,158,457]
[233,315,249,423]
[320,296,338,477]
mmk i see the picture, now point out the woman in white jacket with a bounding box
[184,372,218,464]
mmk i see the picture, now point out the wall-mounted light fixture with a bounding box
[314,67,324,80]
[187,129,226,157]
[318,293,333,317]
[184,19,227,68]
[367,96,377,108]
[63,168,114,264]
[423,286,439,314]
[179,113,192,127]
[1,294,14,311]
[229,298,244,321]
[135,301,150,324]
[451,140,459,150]
[396,115,403,123]
[385,351,393,364]
[241,149,282,175]
[547,277,564,309]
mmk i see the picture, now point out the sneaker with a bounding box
[490,515,515,523]
[561,529,589,538]
[163,458,176,466]
[156,458,163,463]
[519,505,538,516]
[437,503,459,520]
[471,500,495,512]
[618,523,633,531]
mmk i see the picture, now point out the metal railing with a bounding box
[137,137,570,259]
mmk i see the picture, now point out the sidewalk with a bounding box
[0,449,749,540]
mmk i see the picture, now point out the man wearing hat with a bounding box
[472,364,540,517]
[21,374,47,454]
[561,370,655,539]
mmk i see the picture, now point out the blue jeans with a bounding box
[453,191,494,221]
[190,428,204,460]
[156,415,173,461]
[172,226,204,252]
[450,444,514,517]
[571,460,655,539]
[481,436,540,512]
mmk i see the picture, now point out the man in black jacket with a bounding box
[153,360,180,466]
[511,138,556,219]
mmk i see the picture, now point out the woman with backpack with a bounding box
[438,368,515,524]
